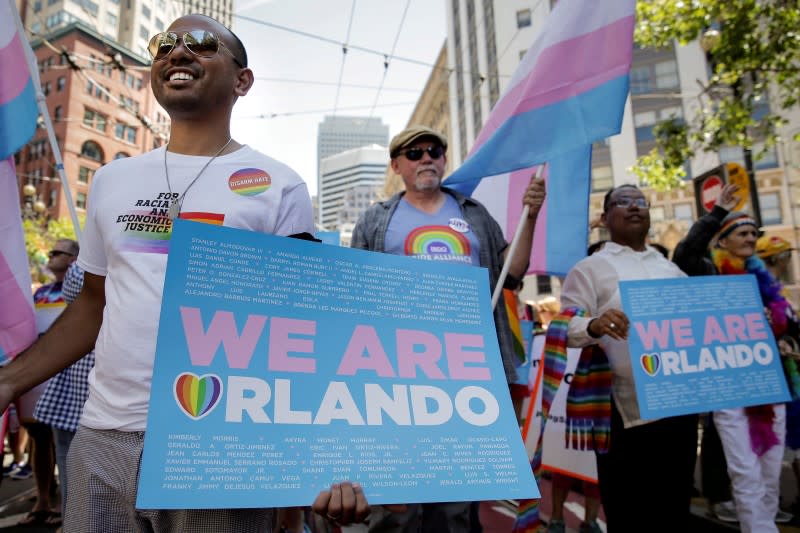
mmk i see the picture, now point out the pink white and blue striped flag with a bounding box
[445,0,635,276]
[0,0,38,161]
[0,0,38,365]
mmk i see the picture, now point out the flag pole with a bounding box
[491,165,545,310]
[10,0,82,243]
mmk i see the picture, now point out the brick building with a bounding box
[15,21,166,221]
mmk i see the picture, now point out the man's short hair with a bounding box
[57,238,79,256]
[389,126,448,158]
[603,183,639,212]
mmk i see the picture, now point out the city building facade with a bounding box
[318,144,388,230]
[18,0,183,60]
[317,115,388,224]
[444,0,800,304]
[14,21,164,221]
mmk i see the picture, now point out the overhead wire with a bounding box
[235,101,418,120]
[363,0,410,126]
[332,0,358,116]
[253,76,420,92]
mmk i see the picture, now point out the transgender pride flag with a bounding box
[0,0,37,161]
[0,0,38,365]
[446,0,635,277]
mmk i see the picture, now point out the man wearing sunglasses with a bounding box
[351,126,545,533]
[11,239,79,527]
[559,184,697,532]
[0,13,370,533]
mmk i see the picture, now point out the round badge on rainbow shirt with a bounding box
[405,225,471,257]
[228,168,272,196]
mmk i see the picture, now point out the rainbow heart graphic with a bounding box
[173,373,223,420]
[640,353,661,377]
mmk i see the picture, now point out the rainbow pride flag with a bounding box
[0,0,37,161]
[503,288,526,364]
[445,0,634,276]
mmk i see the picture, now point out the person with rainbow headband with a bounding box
[674,183,800,533]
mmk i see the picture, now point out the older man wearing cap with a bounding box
[351,126,545,533]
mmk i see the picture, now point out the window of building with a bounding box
[673,203,694,221]
[754,142,779,170]
[634,107,684,143]
[516,8,532,28]
[69,0,98,16]
[54,106,62,120]
[139,25,149,40]
[80,140,104,162]
[591,165,614,192]
[114,152,130,159]
[155,17,164,30]
[76,192,87,209]
[49,189,57,207]
[57,76,66,91]
[31,22,41,33]
[33,0,42,12]
[759,192,782,226]
[106,12,117,26]
[83,109,107,132]
[78,166,94,183]
[141,4,151,18]
[631,59,680,94]
[43,81,51,96]
[655,60,679,89]
[115,124,137,143]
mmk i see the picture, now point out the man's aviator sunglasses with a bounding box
[148,30,243,68]
[398,146,445,161]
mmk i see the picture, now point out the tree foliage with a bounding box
[23,215,82,284]
[632,0,800,190]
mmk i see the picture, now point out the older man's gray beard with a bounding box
[413,172,442,192]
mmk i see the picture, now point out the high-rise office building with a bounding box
[318,144,388,230]
[19,0,232,62]
[316,115,388,226]
[181,0,232,28]
[317,115,388,177]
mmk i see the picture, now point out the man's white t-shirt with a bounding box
[77,146,314,431]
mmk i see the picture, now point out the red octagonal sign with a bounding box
[701,175,723,212]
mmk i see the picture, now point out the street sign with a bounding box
[701,174,723,212]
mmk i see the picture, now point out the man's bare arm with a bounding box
[0,272,106,409]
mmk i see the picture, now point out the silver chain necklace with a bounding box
[164,138,234,221]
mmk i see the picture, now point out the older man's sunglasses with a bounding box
[147,30,243,68]
[399,146,445,161]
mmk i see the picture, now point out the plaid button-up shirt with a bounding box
[34,263,95,432]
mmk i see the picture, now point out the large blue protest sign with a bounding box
[137,220,538,509]
[620,275,791,420]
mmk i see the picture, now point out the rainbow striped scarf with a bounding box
[513,308,611,532]
[504,289,527,364]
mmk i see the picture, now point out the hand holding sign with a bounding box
[588,309,630,340]
[716,183,741,212]
[311,482,372,526]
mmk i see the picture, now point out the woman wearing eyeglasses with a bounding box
[674,184,799,533]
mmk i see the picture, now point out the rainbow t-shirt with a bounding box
[385,195,481,266]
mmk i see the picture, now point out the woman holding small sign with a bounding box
[674,183,800,533]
